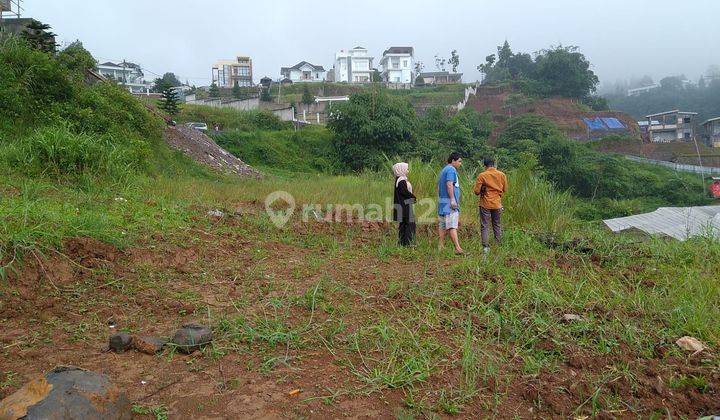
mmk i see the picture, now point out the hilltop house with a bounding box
[212,56,253,88]
[703,117,720,148]
[419,71,462,85]
[333,47,374,83]
[379,47,414,85]
[645,110,699,142]
[280,61,326,83]
[96,61,152,93]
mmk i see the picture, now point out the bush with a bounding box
[498,114,560,148]
[177,106,288,131]
[213,126,339,173]
[2,124,150,178]
[327,90,418,171]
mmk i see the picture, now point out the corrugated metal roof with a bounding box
[604,206,720,241]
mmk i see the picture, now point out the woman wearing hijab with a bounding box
[392,162,416,246]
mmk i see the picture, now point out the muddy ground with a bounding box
[1,205,718,419]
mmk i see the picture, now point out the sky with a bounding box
[18,0,720,88]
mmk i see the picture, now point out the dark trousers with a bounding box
[398,222,416,246]
[479,207,503,247]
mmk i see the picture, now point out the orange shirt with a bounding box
[473,167,507,209]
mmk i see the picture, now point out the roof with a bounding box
[382,47,414,56]
[281,61,326,73]
[702,116,720,125]
[604,206,720,241]
[420,71,463,77]
[352,46,366,50]
[645,110,699,118]
[98,61,122,68]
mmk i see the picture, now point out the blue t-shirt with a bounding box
[437,164,460,215]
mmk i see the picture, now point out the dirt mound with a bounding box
[466,87,640,143]
[164,125,261,178]
[63,237,121,268]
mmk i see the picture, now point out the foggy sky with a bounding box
[20,0,720,88]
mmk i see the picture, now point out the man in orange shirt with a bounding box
[473,158,507,253]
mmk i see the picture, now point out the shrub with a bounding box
[327,90,418,171]
[497,114,560,148]
[2,124,150,178]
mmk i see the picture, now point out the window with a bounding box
[683,117,691,124]
[403,60,408,68]
[684,132,691,139]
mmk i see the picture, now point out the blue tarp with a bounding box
[583,118,606,131]
[602,118,626,129]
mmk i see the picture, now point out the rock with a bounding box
[108,333,133,353]
[134,336,167,355]
[676,336,706,353]
[171,323,213,353]
[207,209,224,218]
[0,366,131,420]
[561,314,586,322]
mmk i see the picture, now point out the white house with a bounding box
[280,61,326,82]
[333,47,374,83]
[96,61,152,93]
[380,47,414,84]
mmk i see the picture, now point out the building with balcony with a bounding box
[379,47,414,85]
[702,117,720,148]
[333,47,374,83]
[96,61,152,93]
[212,56,253,88]
[645,110,699,143]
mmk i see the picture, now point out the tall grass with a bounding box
[176,105,289,131]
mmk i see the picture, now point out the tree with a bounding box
[448,50,460,73]
[372,69,382,82]
[659,76,683,91]
[530,45,599,98]
[327,90,418,170]
[56,41,96,79]
[260,87,272,102]
[20,19,57,53]
[152,72,182,92]
[208,82,220,98]
[158,82,181,117]
[232,81,241,99]
[301,84,314,105]
[434,54,446,72]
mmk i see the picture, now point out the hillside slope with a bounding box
[466,86,640,142]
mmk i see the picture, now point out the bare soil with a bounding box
[1,206,718,419]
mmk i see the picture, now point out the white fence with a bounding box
[624,155,720,175]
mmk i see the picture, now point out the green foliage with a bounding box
[213,127,339,173]
[158,82,181,116]
[232,81,241,99]
[327,89,418,171]
[56,41,96,80]
[208,82,220,98]
[20,19,57,53]
[260,87,272,102]
[479,41,599,100]
[177,105,288,131]
[582,95,609,111]
[301,84,314,105]
[152,72,181,92]
[2,124,150,179]
[448,49,460,73]
[418,107,493,161]
[498,114,561,148]
[606,78,720,123]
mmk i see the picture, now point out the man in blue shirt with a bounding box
[437,152,463,254]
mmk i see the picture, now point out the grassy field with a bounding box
[2,36,719,418]
[2,155,720,417]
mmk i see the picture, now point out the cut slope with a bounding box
[163,126,261,178]
[466,86,640,143]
